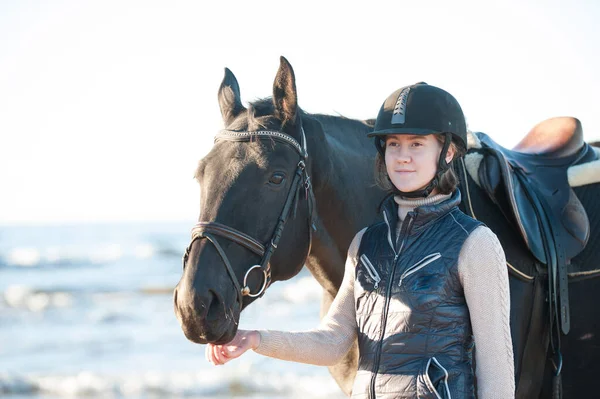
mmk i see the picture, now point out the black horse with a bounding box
[173,57,600,398]
[174,57,382,394]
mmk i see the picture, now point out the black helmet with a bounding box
[368,82,467,149]
[369,82,467,198]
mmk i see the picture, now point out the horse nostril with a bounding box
[205,290,222,322]
[185,290,211,321]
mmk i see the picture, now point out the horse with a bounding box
[173,56,383,394]
[173,57,600,398]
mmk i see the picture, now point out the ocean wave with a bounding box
[0,275,321,315]
[280,276,323,304]
[1,245,121,268]
[4,247,42,267]
[0,284,180,313]
[0,242,181,269]
[0,369,344,398]
[2,285,74,312]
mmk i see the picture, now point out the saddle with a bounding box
[475,116,598,335]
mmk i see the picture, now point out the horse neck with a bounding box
[302,114,383,295]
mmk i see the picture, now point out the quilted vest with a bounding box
[353,190,483,399]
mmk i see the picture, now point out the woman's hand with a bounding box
[205,329,260,365]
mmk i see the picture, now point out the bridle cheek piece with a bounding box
[182,127,316,306]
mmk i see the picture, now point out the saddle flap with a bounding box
[478,149,547,264]
[476,133,592,263]
[561,190,590,247]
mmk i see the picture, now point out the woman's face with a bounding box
[384,134,455,195]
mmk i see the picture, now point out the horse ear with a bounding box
[272,56,298,126]
[218,68,246,127]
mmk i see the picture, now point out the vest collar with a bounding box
[381,189,462,238]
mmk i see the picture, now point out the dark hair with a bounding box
[374,135,465,195]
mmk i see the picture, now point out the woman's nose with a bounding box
[395,149,411,163]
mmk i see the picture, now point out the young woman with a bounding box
[205,83,515,399]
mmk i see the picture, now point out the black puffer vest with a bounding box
[353,190,482,399]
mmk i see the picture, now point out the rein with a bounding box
[182,127,316,306]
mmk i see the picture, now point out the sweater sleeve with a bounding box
[458,226,515,399]
[253,228,366,366]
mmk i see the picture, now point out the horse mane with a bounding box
[227,97,374,135]
[309,113,374,132]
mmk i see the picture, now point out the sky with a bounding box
[1,0,598,225]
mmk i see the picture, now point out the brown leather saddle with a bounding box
[475,117,598,335]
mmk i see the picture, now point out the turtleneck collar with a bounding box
[394,193,452,222]
[380,190,463,238]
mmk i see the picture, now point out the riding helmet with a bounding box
[369,82,467,197]
[368,82,467,148]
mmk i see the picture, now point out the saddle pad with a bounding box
[568,146,600,187]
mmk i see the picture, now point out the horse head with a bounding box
[174,57,314,344]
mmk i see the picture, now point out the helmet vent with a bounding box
[392,87,411,124]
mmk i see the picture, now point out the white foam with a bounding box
[3,285,33,308]
[3,285,73,312]
[281,276,322,304]
[44,246,82,265]
[25,292,51,312]
[51,292,73,308]
[0,369,345,398]
[1,242,161,268]
[6,247,41,267]
[89,244,123,264]
[133,243,155,259]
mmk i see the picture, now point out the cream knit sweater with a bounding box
[255,194,515,399]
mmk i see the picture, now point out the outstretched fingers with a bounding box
[205,330,258,366]
[205,343,218,365]
[205,343,234,365]
[213,344,227,365]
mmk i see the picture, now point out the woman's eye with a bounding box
[269,173,285,185]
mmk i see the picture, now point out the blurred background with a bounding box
[1,0,598,397]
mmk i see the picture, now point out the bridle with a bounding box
[182,126,316,306]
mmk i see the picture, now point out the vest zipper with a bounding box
[382,210,398,260]
[398,252,442,287]
[369,211,414,399]
[360,254,381,289]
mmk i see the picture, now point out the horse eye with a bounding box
[269,172,285,185]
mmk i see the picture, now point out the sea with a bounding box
[0,222,346,399]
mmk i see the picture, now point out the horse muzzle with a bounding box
[173,282,239,344]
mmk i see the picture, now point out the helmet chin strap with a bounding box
[392,133,453,199]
